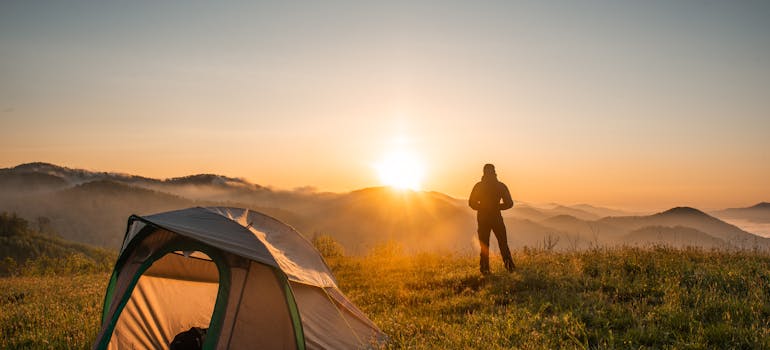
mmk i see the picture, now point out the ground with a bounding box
[2,247,770,349]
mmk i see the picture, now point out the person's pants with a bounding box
[477,214,515,273]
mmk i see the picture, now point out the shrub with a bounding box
[312,233,345,258]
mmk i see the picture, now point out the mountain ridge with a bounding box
[711,202,770,225]
[1,162,767,252]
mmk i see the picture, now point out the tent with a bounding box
[93,207,385,349]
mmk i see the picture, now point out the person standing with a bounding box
[468,163,515,274]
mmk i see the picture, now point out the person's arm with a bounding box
[499,184,514,210]
[468,184,480,210]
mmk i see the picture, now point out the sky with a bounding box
[1,0,769,211]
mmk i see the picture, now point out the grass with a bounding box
[2,247,770,349]
[331,247,770,349]
[0,274,109,349]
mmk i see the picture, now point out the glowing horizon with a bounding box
[374,149,426,191]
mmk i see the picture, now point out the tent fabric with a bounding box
[140,207,337,287]
[224,261,298,349]
[95,207,385,350]
[97,229,229,350]
[290,283,383,349]
[144,252,219,283]
[99,229,180,332]
[108,275,218,349]
[138,208,279,268]
[207,207,337,287]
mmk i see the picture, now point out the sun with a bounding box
[374,151,425,191]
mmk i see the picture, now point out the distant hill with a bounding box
[600,207,769,249]
[0,171,68,194]
[1,162,320,206]
[568,203,635,217]
[502,217,596,250]
[302,187,476,253]
[1,178,305,249]
[506,205,551,221]
[549,205,600,221]
[506,204,601,222]
[0,163,333,248]
[165,174,255,187]
[1,162,768,253]
[516,207,770,250]
[712,202,770,224]
[621,226,729,249]
[0,212,114,275]
[539,214,623,242]
[4,180,193,248]
[6,162,155,185]
[1,163,478,253]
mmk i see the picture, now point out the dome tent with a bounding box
[93,207,385,349]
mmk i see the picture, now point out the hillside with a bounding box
[621,226,729,249]
[505,205,552,221]
[505,204,605,222]
[1,162,768,253]
[538,214,623,243]
[548,205,600,221]
[0,171,68,193]
[302,187,476,253]
[500,217,593,249]
[600,207,770,249]
[712,202,770,224]
[569,203,635,217]
[334,248,770,349]
[2,180,196,248]
[518,208,770,250]
[0,213,114,275]
[3,162,155,186]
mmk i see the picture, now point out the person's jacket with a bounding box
[468,174,513,216]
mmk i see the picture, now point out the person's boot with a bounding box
[480,258,490,275]
[504,259,516,272]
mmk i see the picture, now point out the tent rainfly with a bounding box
[93,207,385,349]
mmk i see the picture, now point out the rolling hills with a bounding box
[1,162,768,253]
[712,202,770,224]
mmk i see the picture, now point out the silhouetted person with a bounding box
[469,163,515,274]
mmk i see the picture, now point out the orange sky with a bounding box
[1,1,769,211]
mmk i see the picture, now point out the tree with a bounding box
[0,212,29,237]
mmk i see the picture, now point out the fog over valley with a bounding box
[2,163,769,254]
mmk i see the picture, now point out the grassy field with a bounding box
[2,247,770,349]
[0,274,108,349]
[337,247,770,349]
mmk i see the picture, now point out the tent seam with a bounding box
[321,287,366,347]
[225,262,250,348]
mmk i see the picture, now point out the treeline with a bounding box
[0,212,116,276]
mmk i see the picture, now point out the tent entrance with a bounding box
[108,250,221,349]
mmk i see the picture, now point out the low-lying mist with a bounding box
[2,162,769,254]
